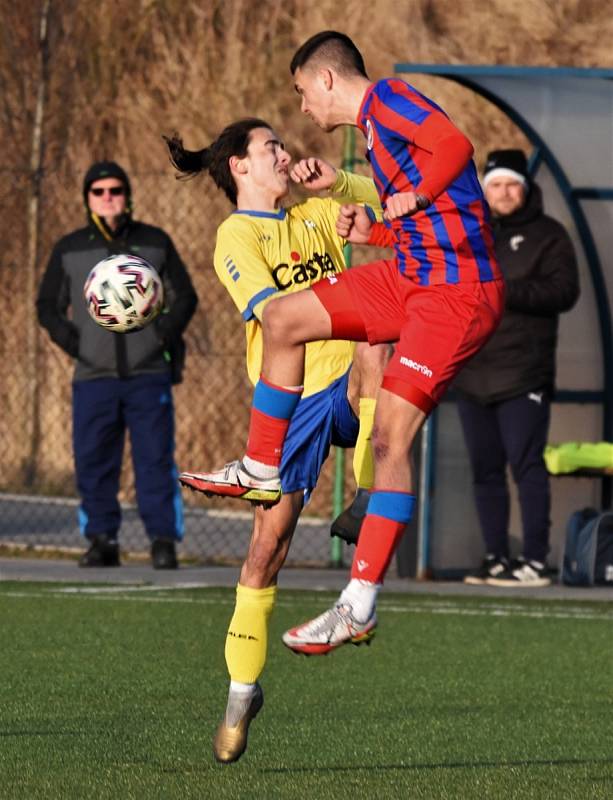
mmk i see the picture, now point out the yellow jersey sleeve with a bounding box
[330,170,383,221]
[214,218,280,322]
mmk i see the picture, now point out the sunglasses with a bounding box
[89,186,125,197]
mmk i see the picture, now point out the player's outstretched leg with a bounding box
[284,492,415,655]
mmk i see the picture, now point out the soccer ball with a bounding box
[84,254,164,333]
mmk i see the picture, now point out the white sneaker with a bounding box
[179,460,281,507]
[486,559,552,587]
[282,603,377,655]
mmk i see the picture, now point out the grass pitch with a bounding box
[0,581,611,799]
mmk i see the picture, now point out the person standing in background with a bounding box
[455,149,580,587]
[37,161,198,569]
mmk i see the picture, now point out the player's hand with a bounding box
[336,204,373,244]
[383,191,430,221]
[290,158,337,191]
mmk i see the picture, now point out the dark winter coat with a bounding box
[37,216,198,384]
[454,183,579,404]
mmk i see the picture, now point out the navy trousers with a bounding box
[456,391,551,563]
[72,373,183,541]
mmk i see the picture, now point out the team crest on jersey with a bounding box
[272,250,337,290]
[366,119,374,150]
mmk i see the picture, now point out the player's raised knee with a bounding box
[261,296,296,344]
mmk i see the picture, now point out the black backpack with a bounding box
[561,507,613,586]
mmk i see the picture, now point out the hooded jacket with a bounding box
[37,213,198,384]
[454,182,579,404]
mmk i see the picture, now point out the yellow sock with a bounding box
[353,397,375,490]
[225,583,277,684]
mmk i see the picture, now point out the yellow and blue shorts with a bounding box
[280,369,358,502]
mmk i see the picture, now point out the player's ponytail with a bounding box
[164,117,271,205]
[164,135,212,177]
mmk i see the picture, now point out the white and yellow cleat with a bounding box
[179,460,281,508]
[282,603,377,656]
[213,683,264,764]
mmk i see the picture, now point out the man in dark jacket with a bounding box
[37,161,198,569]
[454,149,579,587]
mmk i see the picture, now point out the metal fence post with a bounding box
[330,127,357,567]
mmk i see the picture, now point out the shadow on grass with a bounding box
[0,730,81,738]
[149,755,613,776]
[260,756,613,774]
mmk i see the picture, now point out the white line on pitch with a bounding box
[1,588,612,622]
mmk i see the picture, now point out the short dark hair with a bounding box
[164,118,271,205]
[290,31,367,78]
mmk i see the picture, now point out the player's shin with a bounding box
[353,397,375,490]
[225,583,277,683]
[346,490,416,614]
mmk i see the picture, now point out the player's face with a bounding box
[88,178,127,222]
[485,176,526,217]
[244,127,291,198]
[294,67,336,132]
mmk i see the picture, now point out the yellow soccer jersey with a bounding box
[214,170,381,397]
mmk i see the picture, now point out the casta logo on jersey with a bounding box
[271,250,337,290]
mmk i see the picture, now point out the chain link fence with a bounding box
[1,167,356,566]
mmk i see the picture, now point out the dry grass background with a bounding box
[2,0,612,511]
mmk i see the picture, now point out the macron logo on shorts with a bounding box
[400,356,433,378]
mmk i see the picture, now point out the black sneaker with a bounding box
[463,554,509,585]
[330,488,370,545]
[79,534,120,567]
[486,557,551,587]
[151,538,178,570]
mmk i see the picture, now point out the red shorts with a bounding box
[312,260,505,414]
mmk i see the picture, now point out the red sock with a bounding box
[351,514,407,584]
[245,379,302,467]
[246,407,292,467]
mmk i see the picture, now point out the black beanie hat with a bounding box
[483,149,528,187]
[83,161,131,202]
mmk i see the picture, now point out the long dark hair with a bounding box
[164,118,271,205]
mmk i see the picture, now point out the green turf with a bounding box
[0,582,611,799]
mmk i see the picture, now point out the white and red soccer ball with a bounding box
[84,254,164,333]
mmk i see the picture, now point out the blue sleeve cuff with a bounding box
[241,287,278,321]
[364,205,377,224]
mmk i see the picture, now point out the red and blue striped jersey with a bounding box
[358,78,500,286]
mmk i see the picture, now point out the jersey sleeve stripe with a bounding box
[446,189,497,281]
[422,206,460,284]
[370,95,424,142]
[241,286,278,321]
[386,79,447,114]
[376,86,432,129]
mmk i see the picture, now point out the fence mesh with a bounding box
[1,168,357,566]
